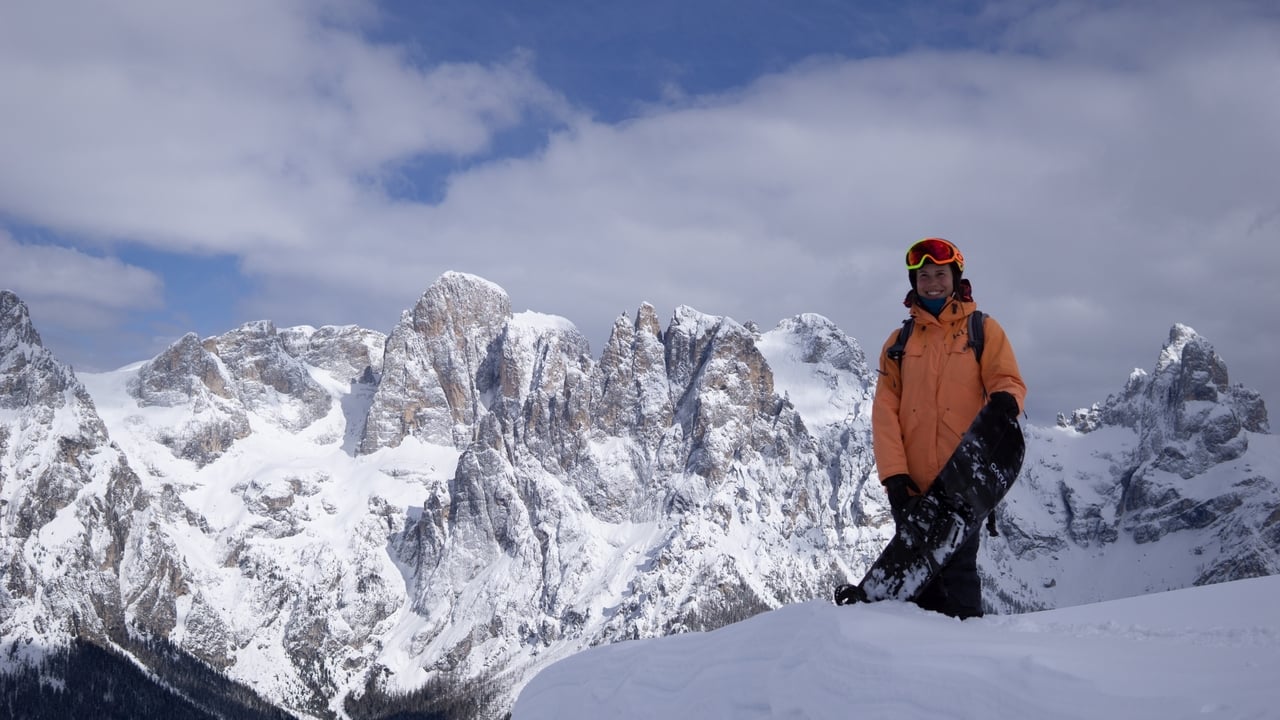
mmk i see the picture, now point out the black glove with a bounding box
[988,391,1019,420]
[883,473,918,526]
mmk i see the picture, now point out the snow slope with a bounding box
[513,575,1280,720]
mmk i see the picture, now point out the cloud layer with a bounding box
[1,0,1277,420]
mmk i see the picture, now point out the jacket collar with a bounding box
[909,297,977,327]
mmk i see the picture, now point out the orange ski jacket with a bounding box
[872,298,1027,494]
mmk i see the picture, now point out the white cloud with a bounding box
[0,231,163,337]
[1,0,1277,416]
[0,0,569,251]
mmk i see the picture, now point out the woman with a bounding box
[871,237,1027,618]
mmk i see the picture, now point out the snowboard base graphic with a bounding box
[835,402,1025,606]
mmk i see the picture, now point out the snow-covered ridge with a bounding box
[1,274,1276,720]
[511,310,578,334]
[757,313,872,428]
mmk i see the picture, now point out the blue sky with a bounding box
[1,0,1278,422]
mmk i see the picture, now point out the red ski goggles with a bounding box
[905,238,965,271]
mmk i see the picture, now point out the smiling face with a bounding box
[915,261,955,300]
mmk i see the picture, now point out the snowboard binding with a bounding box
[833,583,868,606]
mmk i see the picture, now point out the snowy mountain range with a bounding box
[0,272,1275,719]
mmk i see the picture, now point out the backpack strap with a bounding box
[889,311,983,366]
[887,319,913,365]
[967,310,985,363]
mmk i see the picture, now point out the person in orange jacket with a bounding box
[871,237,1027,618]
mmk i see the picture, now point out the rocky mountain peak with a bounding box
[1148,324,1241,413]
[359,272,514,453]
[277,324,386,384]
[0,291,141,647]
[0,292,102,432]
[635,302,662,337]
[1058,324,1268,474]
[202,320,332,432]
[1154,323,1202,373]
[1002,324,1279,609]
[1,289,43,357]
[413,271,511,336]
[478,311,595,476]
[592,304,673,451]
[126,332,249,466]
[662,306,780,483]
[1,290,78,415]
[130,332,233,407]
[778,313,869,371]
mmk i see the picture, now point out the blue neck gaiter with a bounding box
[919,296,947,316]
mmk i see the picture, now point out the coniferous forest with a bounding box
[0,637,291,720]
[0,635,509,719]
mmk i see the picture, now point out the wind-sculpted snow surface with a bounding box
[0,278,1276,720]
[513,576,1280,720]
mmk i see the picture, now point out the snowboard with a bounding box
[834,401,1025,606]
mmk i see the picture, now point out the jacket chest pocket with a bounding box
[946,325,976,357]
[942,327,986,415]
[905,326,973,363]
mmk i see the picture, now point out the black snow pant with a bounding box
[914,530,983,619]
[887,487,984,619]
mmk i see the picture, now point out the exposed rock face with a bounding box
[663,306,781,483]
[360,272,512,452]
[0,290,143,646]
[0,291,113,536]
[202,320,332,433]
[132,332,233,406]
[1061,324,1268,474]
[392,301,882,699]
[990,324,1278,611]
[127,320,362,466]
[593,303,673,448]
[278,324,386,385]
[487,311,594,473]
[1055,325,1270,539]
[128,332,250,467]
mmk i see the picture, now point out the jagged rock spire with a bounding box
[1060,324,1269,472]
[0,290,142,646]
[1,289,43,354]
[361,272,514,452]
